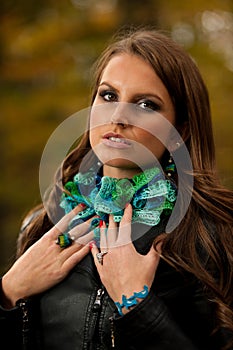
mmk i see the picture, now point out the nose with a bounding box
[110,103,129,128]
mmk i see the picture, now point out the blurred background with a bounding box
[0,0,232,274]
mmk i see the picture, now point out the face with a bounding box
[90,53,176,178]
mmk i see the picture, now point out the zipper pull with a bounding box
[16,298,30,348]
[93,288,104,311]
[16,299,29,333]
[109,316,115,348]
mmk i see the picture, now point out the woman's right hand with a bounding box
[1,204,94,309]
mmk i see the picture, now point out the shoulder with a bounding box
[19,207,44,233]
[17,206,45,256]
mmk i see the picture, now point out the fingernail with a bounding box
[80,203,86,208]
[125,202,130,208]
[99,220,104,228]
[89,241,95,250]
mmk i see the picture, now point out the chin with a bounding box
[94,147,160,171]
[104,159,138,169]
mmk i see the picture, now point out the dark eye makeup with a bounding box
[137,100,161,112]
[99,90,117,102]
[98,89,162,113]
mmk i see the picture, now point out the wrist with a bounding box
[1,274,25,309]
[115,285,149,316]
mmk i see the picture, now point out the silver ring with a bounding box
[96,251,108,265]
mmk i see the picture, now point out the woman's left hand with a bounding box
[90,204,162,310]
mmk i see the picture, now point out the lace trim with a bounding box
[60,166,177,227]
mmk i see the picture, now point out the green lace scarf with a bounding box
[60,166,177,230]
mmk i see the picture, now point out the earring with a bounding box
[165,154,176,178]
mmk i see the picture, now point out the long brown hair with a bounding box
[17,28,233,348]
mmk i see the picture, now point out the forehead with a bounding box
[100,53,171,101]
[101,54,156,81]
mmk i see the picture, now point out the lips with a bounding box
[102,132,131,148]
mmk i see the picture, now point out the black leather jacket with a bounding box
[0,222,229,350]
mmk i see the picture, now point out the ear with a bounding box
[168,121,190,153]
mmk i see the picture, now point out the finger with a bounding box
[146,242,162,272]
[75,230,94,245]
[100,221,108,250]
[107,215,118,248]
[47,203,87,239]
[63,244,90,271]
[117,204,132,246]
[120,203,133,226]
[56,204,87,233]
[60,227,95,256]
[90,242,101,269]
[155,240,163,255]
[58,230,95,259]
[68,215,97,240]
[60,240,84,259]
[147,241,161,259]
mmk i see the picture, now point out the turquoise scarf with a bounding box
[60,167,177,230]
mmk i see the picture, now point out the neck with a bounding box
[103,164,143,179]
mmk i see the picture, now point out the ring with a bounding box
[56,233,74,249]
[96,251,108,265]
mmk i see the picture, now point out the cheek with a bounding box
[90,103,114,129]
[137,115,176,149]
[89,107,98,130]
[137,130,166,159]
[89,127,99,148]
[89,106,103,147]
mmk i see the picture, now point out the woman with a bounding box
[0,28,233,350]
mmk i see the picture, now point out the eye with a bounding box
[137,100,160,112]
[99,90,117,102]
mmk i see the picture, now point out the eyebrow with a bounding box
[98,81,164,105]
[99,82,120,93]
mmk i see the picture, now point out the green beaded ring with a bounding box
[56,233,73,249]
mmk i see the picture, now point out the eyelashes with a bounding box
[98,89,161,112]
[137,100,161,112]
[99,90,117,102]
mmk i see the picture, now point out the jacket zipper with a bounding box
[88,287,105,349]
[109,315,115,348]
[93,288,105,311]
[17,299,30,349]
[92,288,116,348]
